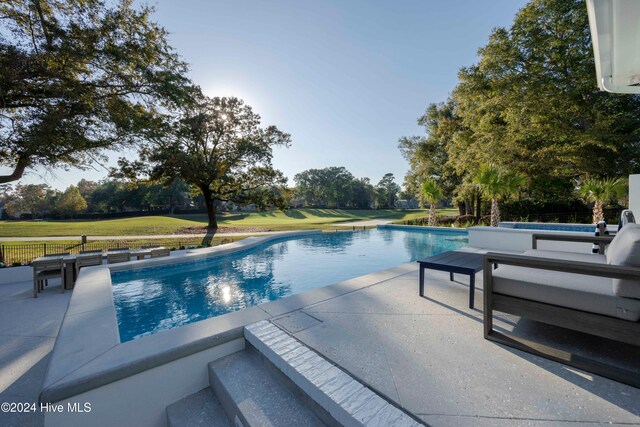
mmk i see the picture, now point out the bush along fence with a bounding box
[0,237,240,266]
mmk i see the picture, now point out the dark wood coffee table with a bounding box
[417,251,484,308]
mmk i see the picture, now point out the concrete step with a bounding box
[209,349,327,427]
[166,388,231,427]
[245,320,423,427]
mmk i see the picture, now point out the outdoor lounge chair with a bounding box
[150,248,170,258]
[483,224,640,388]
[75,253,103,275]
[38,252,69,289]
[107,251,130,264]
[80,249,102,254]
[32,257,65,297]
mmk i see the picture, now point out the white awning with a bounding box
[587,0,640,93]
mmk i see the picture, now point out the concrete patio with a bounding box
[271,264,640,426]
[0,278,70,427]
[1,261,639,426]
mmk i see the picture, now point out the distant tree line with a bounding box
[0,179,191,219]
[293,168,405,209]
[0,169,412,220]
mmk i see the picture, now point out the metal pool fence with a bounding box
[0,237,239,266]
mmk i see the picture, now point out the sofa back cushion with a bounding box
[607,224,640,298]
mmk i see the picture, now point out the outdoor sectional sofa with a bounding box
[483,224,640,388]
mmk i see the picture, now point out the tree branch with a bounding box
[33,0,53,48]
[0,155,30,184]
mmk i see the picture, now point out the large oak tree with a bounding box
[118,95,291,229]
[0,0,189,183]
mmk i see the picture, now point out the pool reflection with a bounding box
[112,229,468,342]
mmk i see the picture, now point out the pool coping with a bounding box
[39,229,420,404]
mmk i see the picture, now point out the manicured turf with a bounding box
[0,209,435,237]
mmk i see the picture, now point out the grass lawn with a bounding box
[0,208,436,238]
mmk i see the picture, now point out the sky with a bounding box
[6,0,529,190]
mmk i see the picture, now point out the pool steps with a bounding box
[209,349,327,426]
[166,320,423,426]
[166,388,231,427]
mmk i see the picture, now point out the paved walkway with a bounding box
[0,279,71,427]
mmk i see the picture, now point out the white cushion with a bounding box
[606,224,640,299]
[527,249,606,264]
[492,250,640,321]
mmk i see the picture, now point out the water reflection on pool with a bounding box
[112,228,468,341]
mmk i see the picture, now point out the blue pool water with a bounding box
[507,223,595,232]
[112,228,468,342]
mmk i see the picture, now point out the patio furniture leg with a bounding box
[483,258,493,337]
[469,273,475,309]
[450,272,454,281]
[64,266,74,290]
[419,265,425,297]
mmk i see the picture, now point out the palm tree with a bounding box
[576,177,627,224]
[422,179,443,226]
[475,164,525,227]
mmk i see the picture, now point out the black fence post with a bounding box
[43,243,47,256]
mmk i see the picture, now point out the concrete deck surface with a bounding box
[0,279,70,427]
[1,260,639,426]
[273,264,640,426]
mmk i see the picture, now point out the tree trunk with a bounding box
[458,201,465,216]
[200,186,218,229]
[593,200,604,224]
[428,203,437,227]
[490,198,500,227]
[475,193,482,220]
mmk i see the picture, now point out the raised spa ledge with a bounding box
[40,231,320,404]
[40,306,268,403]
[64,267,115,316]
[467,225,600,253]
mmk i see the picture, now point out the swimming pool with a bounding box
[112,228,468,342]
